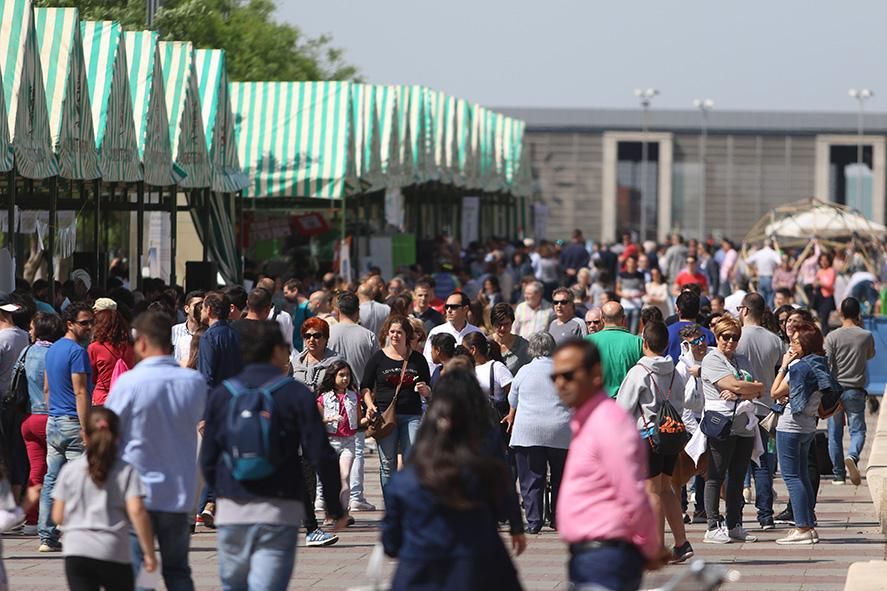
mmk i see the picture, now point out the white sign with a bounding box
[461,196,480,247]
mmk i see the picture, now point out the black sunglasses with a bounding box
[304,332,324,340]
[553,299,571,306]
[75,319,94,327]
[550,368,581,382]
[719,333,740,343]
[444,304,467,310]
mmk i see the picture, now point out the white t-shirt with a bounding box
[475,360,513,403]
[747,247,781,277]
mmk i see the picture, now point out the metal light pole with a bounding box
[693,98,714,240]
[634,88,658,241]
[848,88,874,209]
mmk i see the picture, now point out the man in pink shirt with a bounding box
[552,339,668,590]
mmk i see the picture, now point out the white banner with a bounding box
[461,196,480,247]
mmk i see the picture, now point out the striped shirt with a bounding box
[171,322,194,364]
[512,301,554,340]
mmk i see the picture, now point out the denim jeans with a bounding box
[130,511,194,591]
[40,416,83,544]
[377,414,421,491]
[748,427,775,524]
[828,388,867,479]
[349,431,367,505]
[758,275,774,308]
[568,544,644,591]
[776,430,816,528]
[217,524,298,591]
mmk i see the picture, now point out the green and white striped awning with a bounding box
[371,85,398,191]
[0,0,56,178]
[35,7,99,180]
[424,88,458,184]
[0,65,12,172]
[195,49,247,193]
[230,81,352,199]
[81,20,141,182]
[125,30,181,187]
[159,41,210,189]
[452,97,472,187]
[350,83,376,193]
[394,85,428,186]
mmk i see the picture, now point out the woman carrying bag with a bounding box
[362,315,431,495]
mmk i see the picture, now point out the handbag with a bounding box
[638,370,689,455]
[759,409,780,436]
[365,359,409,441]
[700,402,738,442]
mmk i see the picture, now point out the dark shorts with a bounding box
[647,445,678,478]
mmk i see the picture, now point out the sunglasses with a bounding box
[587,319,602,325]
[552,299,571,306]
[550,368,580,382]
[685,335,706,346]
[444,304,466,310]
[719,333,740,343]
[75,319,94,327]
[304,332,324,340]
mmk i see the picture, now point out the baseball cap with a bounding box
[93,298,117,312]
[0,295,20,313]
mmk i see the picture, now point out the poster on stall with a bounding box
[461,196,480,247]
[533,203,549,241]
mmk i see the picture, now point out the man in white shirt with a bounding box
[513,281,554,340]
[171,290,204,364]
[423,292,482,371]
[745,240,781,307]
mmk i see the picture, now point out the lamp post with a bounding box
[693,98,714,240]
[848,88,874,209]
[634,88,658,241]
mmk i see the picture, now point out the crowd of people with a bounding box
[0,225,876,590]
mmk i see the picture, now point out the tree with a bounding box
[36,0,359,81]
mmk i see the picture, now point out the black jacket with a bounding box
[201,363,345,518]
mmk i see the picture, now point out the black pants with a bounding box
[302,456,318,531]
[705,435,754,530]
[513,446,567,529]
[65,556,134,591]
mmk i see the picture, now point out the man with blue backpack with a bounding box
[201,320,347,590]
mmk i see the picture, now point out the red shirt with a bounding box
[674,270,709,293]
[88,341,134,405]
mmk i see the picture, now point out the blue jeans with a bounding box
[40,416,83,544]
[217,523,298,591]
[130,511,194,591]
[828,388,867,479]
[349,431,367,504]
[776,431,816,528]
[377,414,421,491]
[568,544,644,591]
[758,275,774,308]
[749,427,775,524]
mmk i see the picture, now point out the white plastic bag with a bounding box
[346,543,390,591]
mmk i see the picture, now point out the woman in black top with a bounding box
[362,314,431,491]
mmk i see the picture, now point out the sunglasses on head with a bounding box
[719,333,740,343]
[686,335,706,346]
[444,303,466,310]
[304,332,324,340]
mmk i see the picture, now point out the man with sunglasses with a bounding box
[40,302,95,552]
[553,340,667,590]
[423,292,482,371]
[584,307,603,335]
[548,287,587,345]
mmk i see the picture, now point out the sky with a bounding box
[277,0,887,113]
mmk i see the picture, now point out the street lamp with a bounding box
[693,98,714,240]
[848,88,874,209]
[634,88,658,241]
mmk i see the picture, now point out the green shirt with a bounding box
[587,327,643,397]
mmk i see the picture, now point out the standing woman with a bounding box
[771,321,834,545]
[291,318,342,393]
[382,369,523,590]
[88,302,134,406]
[507,332,571,534]
[643,267,671,320]
[20,312,64,535]
[616,256,646,334]
[488,303,531,376]
[813,253,837,335]
[362,315,431,491]
[700,315,764,544]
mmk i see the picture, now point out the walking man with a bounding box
[198,291,243,388]
[587,302,642,398]
[513,281,554,340]
[548,287,587,344]
[107,310,207,590]
[172,290,204,364]
[826,297,875,486]
[423,292,483,369]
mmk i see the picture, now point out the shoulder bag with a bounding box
[366,358,409,441]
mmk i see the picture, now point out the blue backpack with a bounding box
[222,376,292,481]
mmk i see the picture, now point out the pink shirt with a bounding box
[557,391,660,560]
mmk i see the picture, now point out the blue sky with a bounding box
[278,0,887,112]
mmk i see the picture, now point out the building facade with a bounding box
[500,107,887,244]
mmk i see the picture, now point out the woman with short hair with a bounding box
[488,303,531,376]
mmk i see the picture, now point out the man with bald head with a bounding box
[585,307,603,335]
[586,301,643,398]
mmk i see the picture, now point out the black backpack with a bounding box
[638,370,689,456]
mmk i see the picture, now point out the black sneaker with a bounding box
[759,518,775,531]
[669,541,694,564]
[774,508,795,526]
[691,510,707,524]
[682,513,692,524]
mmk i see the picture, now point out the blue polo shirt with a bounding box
[45,338,92,417]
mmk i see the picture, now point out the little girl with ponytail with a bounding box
[51,408,157,591]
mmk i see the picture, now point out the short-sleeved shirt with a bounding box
[588,327,643,398]
[46,338,92,417]
[51,457,146,563]
[548,317,587,345]
[475,360,514,403]
[499,336,532,376]
[361,350,430,416]
[736,325,783,409]
[0,327,29,394]
[701,348,753,436]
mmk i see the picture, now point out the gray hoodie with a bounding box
[616,355,684,430]
[290,347,343,394]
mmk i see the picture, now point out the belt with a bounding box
[569,540,637,553]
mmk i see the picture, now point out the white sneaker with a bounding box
[728,525,758,543]
[832,479,846,486]
[350,500,376,512]
[776,528,816,545]
[703,526,731,544]
[743,486,752,503]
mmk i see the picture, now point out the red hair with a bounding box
[300,316,330,339]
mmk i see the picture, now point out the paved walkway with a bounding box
[4,414,885,590]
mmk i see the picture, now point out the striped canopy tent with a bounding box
[424,88,457,184]
[451,97,473,187]
[350,83,377,193]
[35,7,99,180]
[394,84,427,187]
[465,104,491,190]
[0,0,56,178]
[230,81,353,199]
[369,85,399,192]
[125,31,181,187]
[81,20,141,182]
[503,117,531,196]
[0,65,12,172]
[159,41,210,189]
[195,49,247,193]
